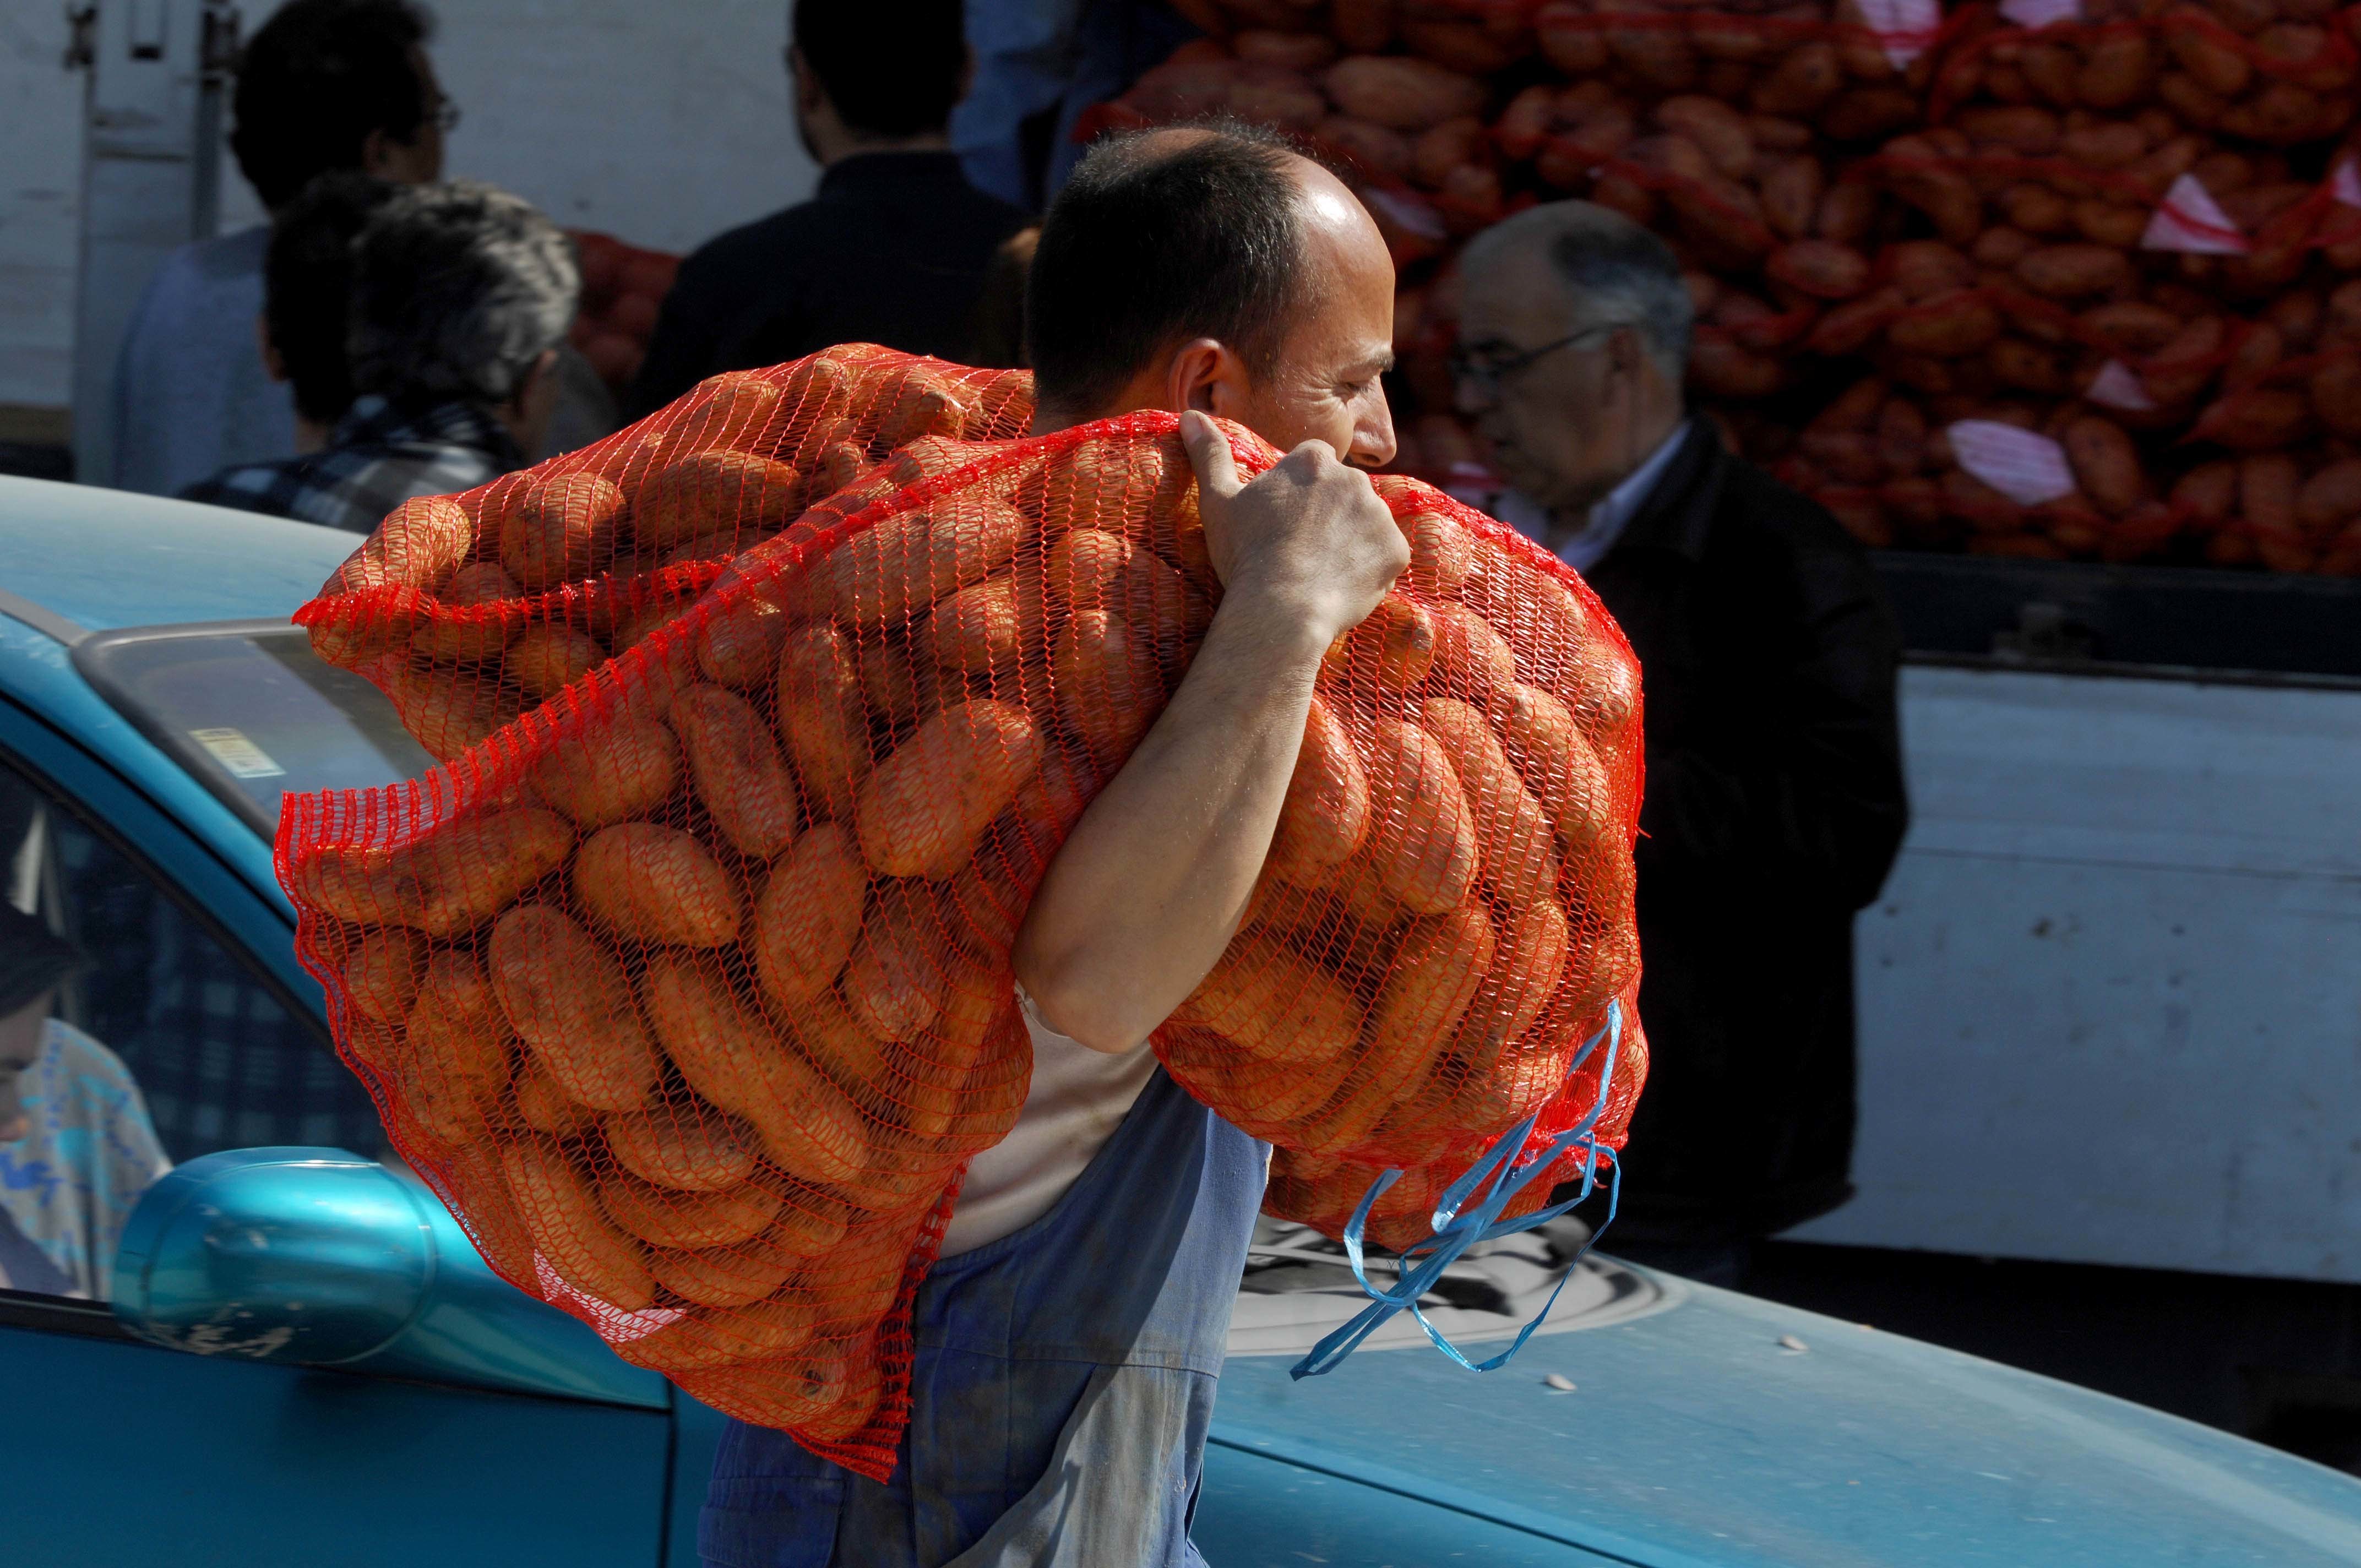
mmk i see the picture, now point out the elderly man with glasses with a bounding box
[1455,200,1910,1289]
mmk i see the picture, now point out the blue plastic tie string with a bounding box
[1289,1000,1625,1381]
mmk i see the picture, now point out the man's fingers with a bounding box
[1179,410,1244,502]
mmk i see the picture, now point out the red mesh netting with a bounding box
[276,345,1646,1479]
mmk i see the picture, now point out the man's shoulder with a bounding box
[1711,448,1865,560]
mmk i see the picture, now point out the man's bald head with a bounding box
[1028,123,1315,420]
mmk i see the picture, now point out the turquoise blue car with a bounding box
[7,473,2361,1567]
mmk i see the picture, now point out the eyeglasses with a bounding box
[1448,323,1619,402]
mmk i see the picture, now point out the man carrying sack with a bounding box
[286,122,1646,1567]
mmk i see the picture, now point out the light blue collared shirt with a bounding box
[1500,420,1691,574]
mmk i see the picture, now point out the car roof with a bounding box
[0,475,355,633]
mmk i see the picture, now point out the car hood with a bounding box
[1217,1233,2361,1566]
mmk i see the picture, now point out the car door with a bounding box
[0,702,676,1568]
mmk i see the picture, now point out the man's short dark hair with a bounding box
[347,181,579,409]
[230,0,434,210]
[266,172,399,426]
[1026,123,1305,417]
[793,0,966,139]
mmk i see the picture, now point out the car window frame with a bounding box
[0,692,361,1327]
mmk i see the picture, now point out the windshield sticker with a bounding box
[189,727,286,780]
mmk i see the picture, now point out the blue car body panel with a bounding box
[1213,1280,2361,1567]
[9,478,2361,1566]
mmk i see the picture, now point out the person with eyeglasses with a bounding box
[107,0,451,498]
[1455,200,1909,1291]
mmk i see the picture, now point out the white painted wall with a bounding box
[3,0,823,414]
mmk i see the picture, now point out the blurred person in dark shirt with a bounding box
[1453,202,1908,1288]
[625,0,1029,417]
[110,0,449,497]
[182,181,577,532]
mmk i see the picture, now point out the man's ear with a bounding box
[1163,338,1247,417]
[255,313,288,384]
[788,47,823,115]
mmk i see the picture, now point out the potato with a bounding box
[529,717,680,828]
[1368,902,1495,1081]
[774,622,872,823]
[508,624,608,700]
[1398,507,1475,596]
[1768,239,1871,300]
[499,473,625,591]
[1322,55,1484,131]
[670,684,802,858]
[600,1174,782,1249]
[826,494,1023,625]
[379,663,522,763]
[1045,528,1136,606]
[1267,694,1370,885]
[2063,416,2143,516]
[2314,359,2361,440]
[1419,698,1561,907]
[1359,717,1479,914]
[1322,592,1435,691]
[641,954,867,1183]
[842,881,950,1043]
[2014,244,2132,300]
[929,575,1023,679]
[697,600,793,689]
[400,956,508,1145]
[2297,460,2361,532]
[749,823,868,1009]
[2241,454,2301,534]
[1168,938,1363,1065]
[1455,554,1586,683]
[324,493,475,598]
[574,823,739,948]
[1424,602,1519,700]
[674,1347,864,1433]
[1886,291,2001,358]
[871,367,977,451]
[489,905,660,1112]
[343,929,425,1022]
[603,1105,758,1192]
[410,561,522,663]
[634,453,802,551]
[294,807,574,937]
[1492,682,1615,854]
[501,1137,655,1309]
[649,1242,801,1309]
[514,1058,597,1136]
[1453,895,1571,1058]
[855,700,1045,879]
[613,1295,818,1375]
[1563,635,1641,744]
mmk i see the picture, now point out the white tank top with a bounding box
[936,988,1158,1257]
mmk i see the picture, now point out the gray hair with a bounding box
[1461,201,1693,379]
[347,179,579,407]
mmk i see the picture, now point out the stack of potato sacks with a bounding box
[280,345,1646,1471]
[566,231,680,396]
[1097,0,2361,573]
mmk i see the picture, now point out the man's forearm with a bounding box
[1011,591,1328,1052]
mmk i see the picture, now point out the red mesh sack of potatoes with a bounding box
[277,352,1644,1476]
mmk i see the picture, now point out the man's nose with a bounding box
[1352,393,1399,471]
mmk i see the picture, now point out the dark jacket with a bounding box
[1581,422,1908,1243]
[625,151,1030,419]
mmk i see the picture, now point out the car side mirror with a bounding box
[111,1147,663,1409]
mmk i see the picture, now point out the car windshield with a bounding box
[72,622,432,837]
